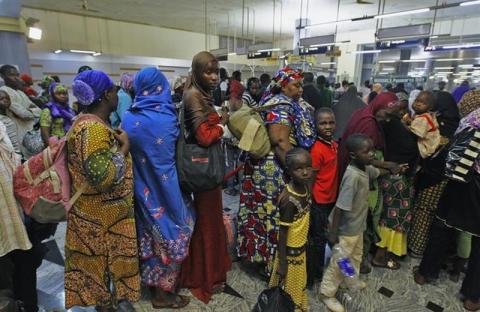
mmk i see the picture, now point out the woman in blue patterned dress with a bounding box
[237,67,316,276]
[122,67,195,309]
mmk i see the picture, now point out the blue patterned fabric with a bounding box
[122,67,195,290]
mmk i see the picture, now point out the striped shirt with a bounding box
[242,92,259,108]
[0,115,20,155]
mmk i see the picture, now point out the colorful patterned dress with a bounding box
[237,94,315,268]
[269,189,311,312]
[65,115,140,308]
[40,108,67,138]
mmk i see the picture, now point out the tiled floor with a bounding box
[37,191,470,311]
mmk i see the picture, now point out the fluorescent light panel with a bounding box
[403,59,427,63]
[374,8,430,19]
[53,49,63,54]
[70,49,96,54]
[28,27,42,40]
[379,60,396,63]
[460,0,480,6]
[434,67,454,70]
[92,52,102,56]
[257,48,281,52]
[352,50,382,54]
[321,62,336,65]
[436,58,463,61]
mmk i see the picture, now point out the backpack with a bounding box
[227,100,289,159]
[13,114,95,223]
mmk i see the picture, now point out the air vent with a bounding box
[376,23,431,40]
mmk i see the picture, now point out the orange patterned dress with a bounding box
[64,115,140,308]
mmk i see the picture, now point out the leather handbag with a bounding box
[176,103,225,193]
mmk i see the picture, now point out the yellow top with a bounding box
[280,194,310,248]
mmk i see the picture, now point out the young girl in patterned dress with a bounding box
[269,148,313,312]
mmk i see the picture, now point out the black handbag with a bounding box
[176,102,225,193]
[252,286,295,312]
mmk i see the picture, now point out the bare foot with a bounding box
[464,299,480,312]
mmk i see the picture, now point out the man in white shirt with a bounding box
[0,65,41,157]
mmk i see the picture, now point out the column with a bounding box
[0,0,30,73]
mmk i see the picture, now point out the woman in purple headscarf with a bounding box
[39,82,76,147]
[65,70,140,311]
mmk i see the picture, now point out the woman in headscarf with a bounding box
[407,90,461,258]
[333,85,366,140]
[237,67,316,277]
[414,89,480,312]
[111,72,135,128]
[337,92,402,272]
[452,80,471,104]
[65,70,140,311]
[178,51,231,304]
[122,67,194,309]
[39,82,75,147]
[371,95,418,269]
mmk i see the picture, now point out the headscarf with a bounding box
[120,72,135,93]
[457,90,480,133]
[43,82,76,132]
[38,75,54,89]
[185,51,217,101]
[72,70,114,106]
[20,73,33,85]
[132,67,172,111]
[260,67,303,103]
[338,92,399,179]
[452,84,471,104]
[77,65,92,73]
[333,86,366,140]
[434,91,460,138]
[408,89,421,115]
[183,51,218,134]
[172,76,186,91]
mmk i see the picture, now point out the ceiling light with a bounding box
[228,52,236,56]
[374,8,430,19]
[321,62,336,65]
[70,49,96,54]
[305,19,352,29]
[382,67,395,71]
[53,49,63,54]
[436,58,463,61]
[430,35,439,39]
[310,43,335,48]
[28,27,42,40]
[459,64,474,68]
[460,0,480,6]
[437,71,453,74]
[92,52,102,56]
[379,60,396,63]
[403,59,427,63]
[434,67,454,70]
[257,48,281,52]
[442,43,480,49]
[351,50,382,54]
[415,67,427,70]
[378,72,390,75]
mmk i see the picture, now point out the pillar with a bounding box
[0,0,30,73]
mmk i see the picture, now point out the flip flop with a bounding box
[371,258,401,270]
[151,295,190,310]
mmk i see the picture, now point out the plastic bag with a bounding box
[252,286,295,312]
[445,127,480,183]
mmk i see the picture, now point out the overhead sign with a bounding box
[299,46,328,55]
[247,51,272,59]
[376,38,429,50]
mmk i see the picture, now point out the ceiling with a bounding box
[22,0,479,42]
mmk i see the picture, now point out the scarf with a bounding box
[434,91,460,138]
[452,85,471,104]
[132,67,173,112]
[44,83,76,132]
[457,90,480,133]
[72,70,114,106]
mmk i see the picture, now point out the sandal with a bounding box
[371,258,401,270]
[151,295,190,309]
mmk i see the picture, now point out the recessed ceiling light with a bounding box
[352,50,382,54]
[379,60,396,63]
[436,58,463,61]
[460,0,480,6]
[53,49,63,54]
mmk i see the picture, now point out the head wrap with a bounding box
[458,90,480,118]
[172,76,186,91]
[38,75,54,89]
[452,84,471,104]
[456,90,480,134]
[20,73,33,85]
[44,82,76,132]
[434,91,460,138]
[77,65,92,74]
[132,67,172,111]
[72,70,114,106]
[185,51,218,100]
[270,66,303,89]
[120,72,135,92]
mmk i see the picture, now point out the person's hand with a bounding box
[114,128,130,155]
[220,107,229,125]
[384,161,401,175]
[327,231,339,246]
[398,163,409,174]
[277,259,288,280]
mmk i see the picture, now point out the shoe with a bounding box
[320,295,345,312]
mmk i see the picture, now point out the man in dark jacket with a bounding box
[302,72,322,110]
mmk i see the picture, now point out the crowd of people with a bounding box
[0,51,479,312]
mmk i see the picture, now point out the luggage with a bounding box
[13,114,96,223]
